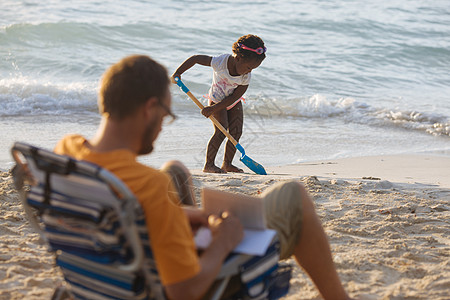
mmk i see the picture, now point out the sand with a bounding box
[1,154,449,299]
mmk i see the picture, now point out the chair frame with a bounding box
[12,142,145,272]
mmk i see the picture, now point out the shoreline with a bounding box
[1,154,449,299]
[2,143,450,173]
[266,153,450,189]
[190,153,450,191]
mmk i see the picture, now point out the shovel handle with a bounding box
[174,77,238,146]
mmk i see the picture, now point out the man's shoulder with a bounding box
[126,161,165,178]
[119,160,170,187]
[54,134,87,156]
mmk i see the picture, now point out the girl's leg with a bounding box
[222,101,243,173]
[204,108,228,173]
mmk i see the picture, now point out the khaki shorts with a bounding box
[262,181,303,260]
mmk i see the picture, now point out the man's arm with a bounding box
[182,206,208,233]
[164,212,243,300]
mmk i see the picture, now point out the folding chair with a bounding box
[11,142,291,300]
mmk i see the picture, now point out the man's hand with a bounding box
[208,211,243,253]
[183,206,208,233]
[166,210,243,300]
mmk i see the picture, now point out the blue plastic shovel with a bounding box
[174,77,267,175]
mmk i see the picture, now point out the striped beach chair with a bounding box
[11,142,291,300]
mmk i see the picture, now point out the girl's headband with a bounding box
[238,43,267,55]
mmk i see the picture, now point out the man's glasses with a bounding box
[158,101,177,125]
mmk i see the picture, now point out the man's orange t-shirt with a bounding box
[54,134,200,285]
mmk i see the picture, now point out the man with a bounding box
[55,55,350,300]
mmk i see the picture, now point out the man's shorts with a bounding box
[262,181,303,260]
[163,162,304,260]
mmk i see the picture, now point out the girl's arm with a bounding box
[171,55,212,83]
[202,84,248,118]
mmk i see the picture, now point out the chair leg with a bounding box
[51,284,73,300]
[204,276,231,300]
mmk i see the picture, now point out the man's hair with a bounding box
[232,34,266,61]
[99,55,169,120]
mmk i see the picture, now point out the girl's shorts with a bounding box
[206,96,244,110]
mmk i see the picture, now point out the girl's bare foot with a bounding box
[203,164,227,173]
[221,164,244,173]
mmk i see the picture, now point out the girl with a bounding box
[172,34,266,173]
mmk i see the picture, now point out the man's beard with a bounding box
[138,119,159,155]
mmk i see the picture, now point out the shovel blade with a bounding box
[240,154,267,175]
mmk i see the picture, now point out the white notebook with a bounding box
[199,188,276,256]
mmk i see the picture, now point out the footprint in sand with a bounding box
[0,225,19,236]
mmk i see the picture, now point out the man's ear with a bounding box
[143,97,159,119]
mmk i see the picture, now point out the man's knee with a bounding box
[160,160,190,175]
[161,160,195,206]
[296,183,318,224]
[262,181,305,259]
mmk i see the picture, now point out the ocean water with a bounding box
[1,0,449,171]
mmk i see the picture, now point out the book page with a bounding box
[234,229,277,256]
[201,188,276,255]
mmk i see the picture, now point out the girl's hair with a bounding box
[232,34,266,61]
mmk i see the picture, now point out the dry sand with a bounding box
[1,154,449,299]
